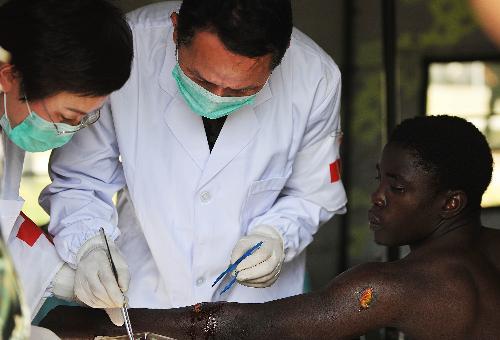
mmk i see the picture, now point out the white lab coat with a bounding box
[40,1,347,308]
[0,134,25,241]
[0,132,64,318]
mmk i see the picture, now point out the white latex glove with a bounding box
[52,263,124,326]
[30,325,60,340]
[104,307,125,327]
[230,225,285,288]
[52,264,77,302]
[75,233,129,326]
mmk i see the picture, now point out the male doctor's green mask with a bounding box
[0,92,78,152]
[172,63,257,119]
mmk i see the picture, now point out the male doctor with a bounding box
[40,0,347,325]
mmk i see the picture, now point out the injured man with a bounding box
[40,115,500,339]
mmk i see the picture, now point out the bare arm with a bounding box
[41,262,414,339]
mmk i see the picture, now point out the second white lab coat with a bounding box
[0,133,64,317]
[40,2,347,308]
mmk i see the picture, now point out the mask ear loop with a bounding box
[3,91,8,120]
[23,93,32,113]
[1,92,13,131]
[2,91,35,127]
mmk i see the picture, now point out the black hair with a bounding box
[389,115,493,210]
[0,0,133,101]
[177,0,292,69]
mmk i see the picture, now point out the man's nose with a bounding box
[371,187,386,207]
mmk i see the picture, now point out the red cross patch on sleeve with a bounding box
[330,159,341,183]
[16,212,53,247]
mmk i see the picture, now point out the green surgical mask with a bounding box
[172,63,257,119]
[0,92,77,152]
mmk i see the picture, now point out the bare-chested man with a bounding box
[41,115,500,339]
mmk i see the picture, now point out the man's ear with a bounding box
[171,12,179,45]
[441,190,467,218]
[0,63,16,93]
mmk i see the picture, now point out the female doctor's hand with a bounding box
[230,225,285,288]
[74,234,130,326]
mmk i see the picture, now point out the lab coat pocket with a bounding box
[240,177,288,229]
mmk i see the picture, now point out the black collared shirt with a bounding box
[202,116,227,152]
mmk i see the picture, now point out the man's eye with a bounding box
[390,186,405,193]
[374,175,381,181]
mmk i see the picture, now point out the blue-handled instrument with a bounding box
[212,241,263,295]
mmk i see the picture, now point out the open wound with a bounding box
[358,287,375,311]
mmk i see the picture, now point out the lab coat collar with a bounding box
[158,45,178,95]
[163,93,261,185]
[197,104,260,188]
[163,96,210,170]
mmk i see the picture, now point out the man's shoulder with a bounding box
[276,28,340,105]
[352,255,476,299]
[397,249,482,314]
[286,28,340,77]
[126,1,181,30]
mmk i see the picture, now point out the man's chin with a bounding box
[374,239,390,246]
[374,237,405,248]
[373,232,397,247]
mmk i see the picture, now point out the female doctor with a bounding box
[0,0,132,338]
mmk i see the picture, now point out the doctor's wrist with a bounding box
[52,263,78,302]
[76,233,113,263]
[249,224,285,252]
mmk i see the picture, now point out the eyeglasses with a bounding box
[25,94,101,135]
[52,108,101,135]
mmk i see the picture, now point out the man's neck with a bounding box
[409,211,482,252]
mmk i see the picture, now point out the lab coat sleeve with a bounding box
[248,67,347,262]
[39,102,125,267]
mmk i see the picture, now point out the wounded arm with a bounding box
[41,263,410,339]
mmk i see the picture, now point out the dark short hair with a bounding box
[0,0,133,101]
[177,0,292,69]
[389,115,493,210]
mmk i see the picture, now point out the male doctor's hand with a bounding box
[74,234,130,326]
[230,225,285,288]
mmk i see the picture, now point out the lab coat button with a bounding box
[200,191,211,203]
[196,277,205,286]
